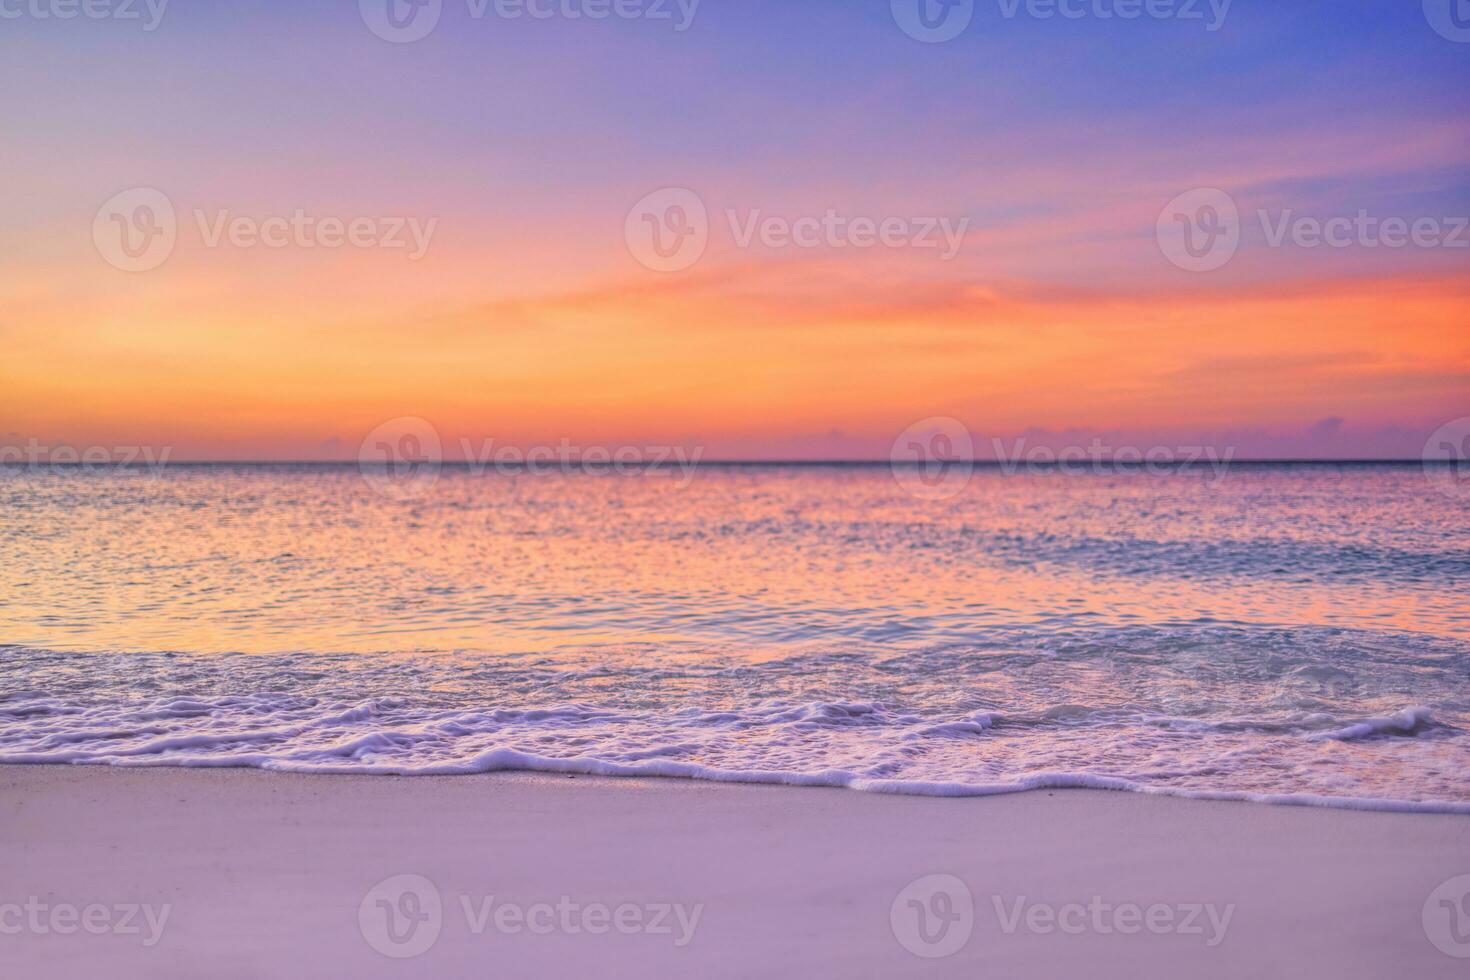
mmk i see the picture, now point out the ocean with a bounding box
[2,462,1467,810]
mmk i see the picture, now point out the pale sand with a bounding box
[2,766,1467,979]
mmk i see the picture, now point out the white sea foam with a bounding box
[1304,706,1434,742]
[6,736,1470,814]
[1,661,1465,814]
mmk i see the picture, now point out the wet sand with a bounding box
[2,765,1467,979]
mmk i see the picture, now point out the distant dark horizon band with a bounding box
[0,458,1456,467]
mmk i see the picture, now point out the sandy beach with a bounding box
[1,766,1465,979]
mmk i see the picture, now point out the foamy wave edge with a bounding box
[3,749,1467,816]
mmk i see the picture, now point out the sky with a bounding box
[2,0,1467,460]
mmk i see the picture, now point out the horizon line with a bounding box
[0,458,1446,467]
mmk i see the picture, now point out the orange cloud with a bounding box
[4,251,1465,459]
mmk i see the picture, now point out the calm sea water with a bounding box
[2,463,1467,809]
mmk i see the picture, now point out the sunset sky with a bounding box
[2,0,1467,460]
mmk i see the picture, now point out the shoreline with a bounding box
[4,765,1468,979]
[4,753,1468,816]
